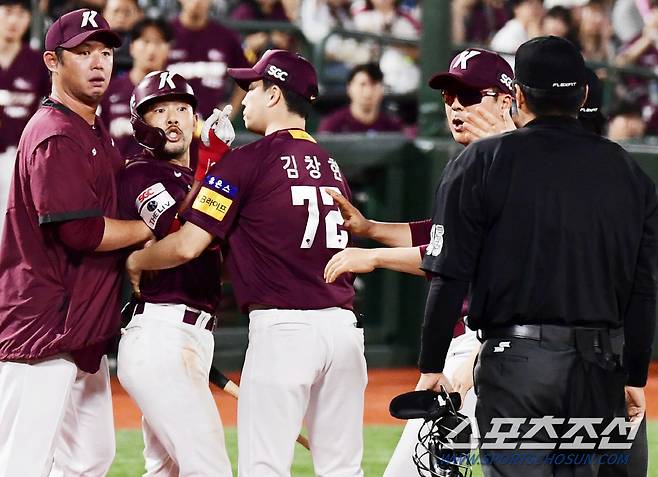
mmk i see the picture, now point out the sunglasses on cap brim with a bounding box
[441,89,499,107]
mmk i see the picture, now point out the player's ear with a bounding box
[499,93,513,112]
[43,51,59,73]
[267,85,282,108]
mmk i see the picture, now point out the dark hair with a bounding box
[365,0,401,9]
[544,6,572,25]
[0,0,31,10]
[347,62,384,84]
[130,17,173,43]
[262,78,312,119]
[519,83,587,117]
[609,100,643,118]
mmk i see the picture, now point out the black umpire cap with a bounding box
[515,36,587,91]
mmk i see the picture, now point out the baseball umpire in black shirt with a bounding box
[416,36,658,476]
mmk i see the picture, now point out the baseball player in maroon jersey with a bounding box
[116,71,234,476]
[323,49,517,476]
[126,49,367,477]
[0,9,154,477]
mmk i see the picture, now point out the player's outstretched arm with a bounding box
[126,221,213,295]
[326,189,413,247]
[324,246,424,283]
[95,218,153,252]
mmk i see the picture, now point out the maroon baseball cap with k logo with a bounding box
[45,9,122,51]
[429,48,514,95]
[228,49,319,102]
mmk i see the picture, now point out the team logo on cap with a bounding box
[500,73,513,90]
[81,10,98,28]
[451,50,481,70]
[267,65,288,81]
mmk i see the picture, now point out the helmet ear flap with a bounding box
[131,113,167,152]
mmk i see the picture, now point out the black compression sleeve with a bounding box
[624,292,656,387]
[418,275,470,373]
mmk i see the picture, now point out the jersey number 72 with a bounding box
[291,186,348,249]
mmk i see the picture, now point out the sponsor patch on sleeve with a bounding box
[137,186,176,230]
[203,175,238,198]
[192,187,233,221]
[135,182,166,210]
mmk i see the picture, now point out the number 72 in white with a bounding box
[291,186,348,249]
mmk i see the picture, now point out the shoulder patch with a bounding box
[192,187,233,221]
[136,182,165,210]
[203,175,238,198]
[136,183,176,230]
[288,130,316,143]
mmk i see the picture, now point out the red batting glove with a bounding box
[195,132,230,182]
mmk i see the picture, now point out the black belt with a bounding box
[480,324,620,346]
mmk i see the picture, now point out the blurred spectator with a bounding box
[541,6,579,45]
[352,0,420,38]
[103,0,143,74]
[0,0,49,233]
[615,4,658,132]
[612,0,644,43]
[168,0,249,119]
[318,63,403,133]
[230,0,295,63]
[99,18,171,158]
[231,0,289,20]
[0,0,49,156]
[607,101,646,140]
[48,0,105,18]
[490,0,543,58]
[578,0,614,62]
[352,0,421,93]
[299,0,372,87]
[452,0,510,45]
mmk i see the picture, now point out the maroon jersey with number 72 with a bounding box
[182,128,354,313]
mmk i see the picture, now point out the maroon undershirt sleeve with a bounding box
[409,219,432,247]
[54,216,105,252]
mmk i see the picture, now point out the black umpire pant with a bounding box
[473,325,636,477]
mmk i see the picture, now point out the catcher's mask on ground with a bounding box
[390,389,473,477]
[130,71,197,153]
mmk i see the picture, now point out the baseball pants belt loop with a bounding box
[182,308,216,332]
[133,301,216,332]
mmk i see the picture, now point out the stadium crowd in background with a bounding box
[4,0,658,157]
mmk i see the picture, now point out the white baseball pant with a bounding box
[238,307,368,477]
[383,327,479,477]
[117,302,232,477]
[0,354,115,477]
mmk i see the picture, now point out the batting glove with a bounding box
[196,105,234,182]
[201,105,235,147]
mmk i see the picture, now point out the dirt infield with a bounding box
[113,364,658,429]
